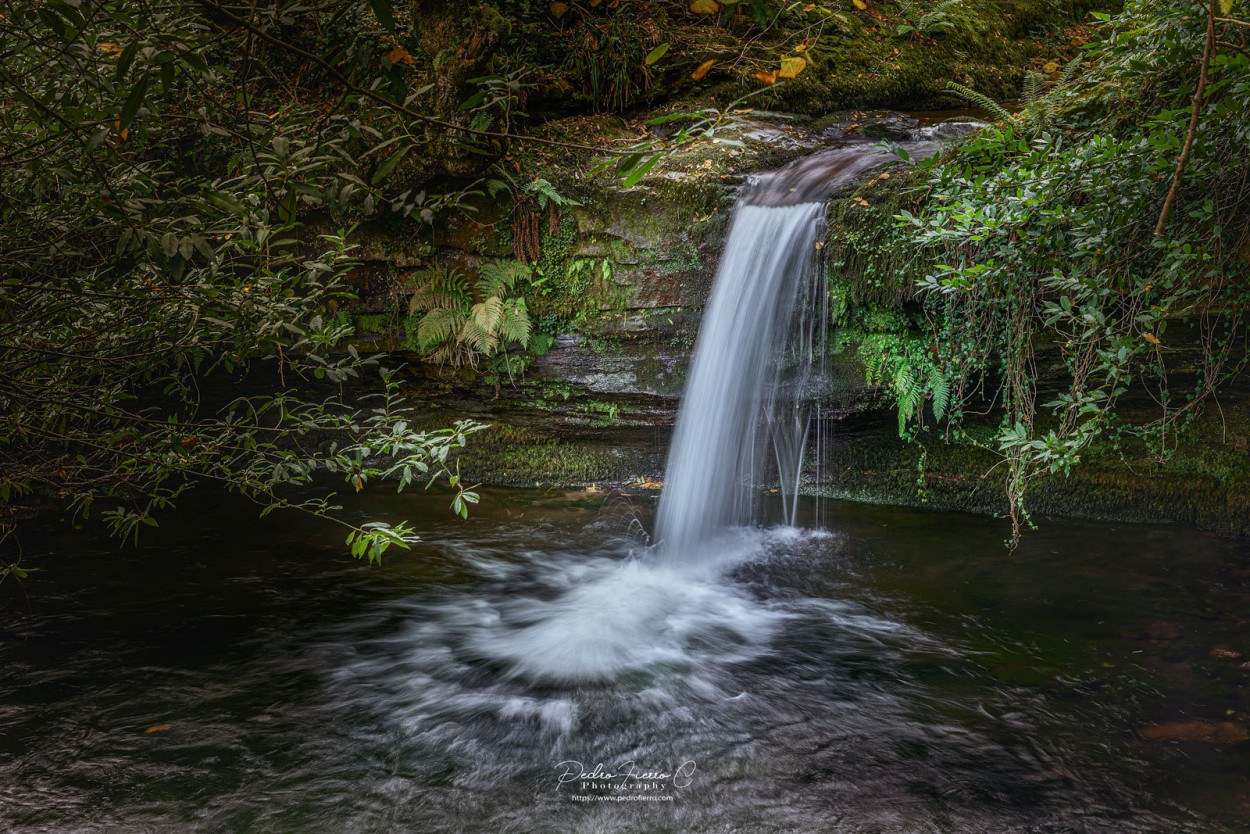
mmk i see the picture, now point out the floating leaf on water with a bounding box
[145,723,172,734]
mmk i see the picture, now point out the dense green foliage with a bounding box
[874,0,1250,539]
[2,0,1197,567]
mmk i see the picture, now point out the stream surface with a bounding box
[2,490,1249,833]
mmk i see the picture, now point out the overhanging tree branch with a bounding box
[190,0,621,157]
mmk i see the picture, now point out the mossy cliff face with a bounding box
[338,115,843,487]
[341,100,1248,537]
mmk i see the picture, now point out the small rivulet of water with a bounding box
[655,146,910,562]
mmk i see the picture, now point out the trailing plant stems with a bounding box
[1155,0,1217,236]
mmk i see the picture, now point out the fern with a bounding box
[945,82,1014,124]
[930,369,951,423]
[920,0,963,34]
[477,259,530,299]
[461,315,496,354]
[409,258,534,370]
[471,296,505,336]
[1060,54,1084,88]
[409,266,470,313]
[417,307,466,352]
[1022,71,1045,107]
[498,298,532,346]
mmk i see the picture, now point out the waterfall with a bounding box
[655,146,895,559]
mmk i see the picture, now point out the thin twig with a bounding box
[1155,0,1217,236]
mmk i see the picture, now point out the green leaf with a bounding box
[367,0,395,31]
[622,154,663,188]
[115,42,138,82]
[205,190,247,216]
[119,76,149,130]
[371,144,411,184]
[644,43,671,66]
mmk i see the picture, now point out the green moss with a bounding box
[455,427,648,487]
[808,413,1250,537]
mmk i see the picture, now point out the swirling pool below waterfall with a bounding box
[2,489,1249,833]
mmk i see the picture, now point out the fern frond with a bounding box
[416,307,465,352]
[498,298,532,346]
[461,316,498,354]
[1059,54,1084,88]
[409,266,470,312]
[1023,71,1045,107]
[945,82,1013,123]
[471,296,504,333]
[930,370,951,422]
[477,259,530,298]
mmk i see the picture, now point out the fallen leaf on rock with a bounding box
[778,56,807,79]
[386,46,415,66]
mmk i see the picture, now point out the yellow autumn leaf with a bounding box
[145,723,172,734]
[690,0,720,14]
[1220,0,1233,14]
[1042,60,1059,74]
[355,476,364,492]
[778,56,807,78]
[550,2,569,17]
[692,59,716,81]
[755,70,778,84]
[387,46,415,66]
[1143,333,1161,345]
[852,0,868,9]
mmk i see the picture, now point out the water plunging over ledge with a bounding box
[656,145,924,559]
[3,124,1245,834]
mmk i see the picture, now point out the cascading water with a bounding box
[424,142,948,685]
[655,147,903,560]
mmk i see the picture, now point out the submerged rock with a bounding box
[1139,720,1249,745]
[1144,621,1183,640]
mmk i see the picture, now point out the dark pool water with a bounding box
[1,489,1248,833]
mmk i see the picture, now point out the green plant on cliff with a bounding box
[894,0,965,38]
[893,0,1250,541]
[408,260,533,369]
[0,0,530,562]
